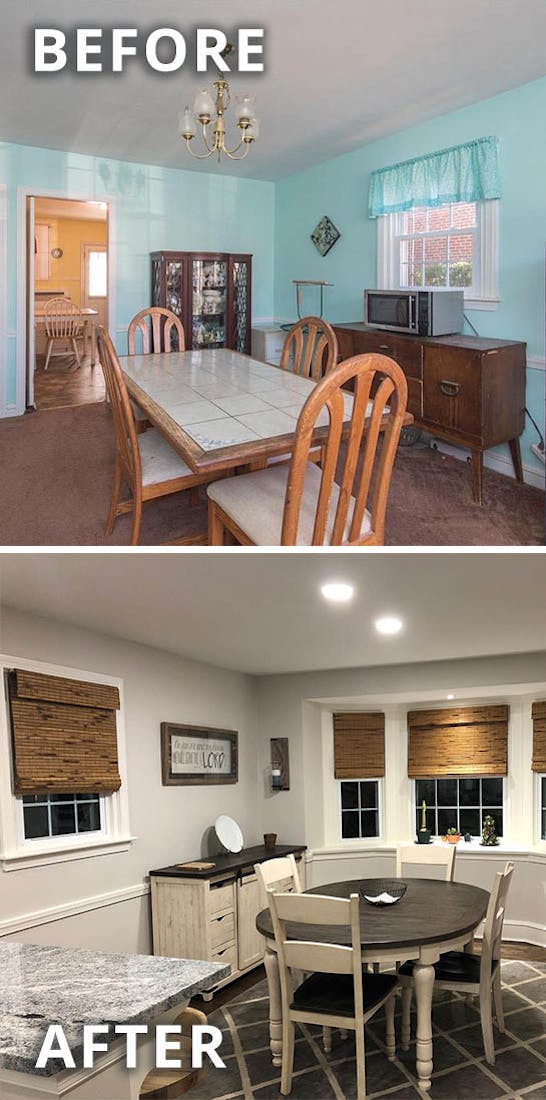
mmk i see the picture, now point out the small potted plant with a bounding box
[442,826,461,844]
[417,799,431,844]
[481,815,499,846]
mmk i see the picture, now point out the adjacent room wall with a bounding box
[0,141,275,414]
[274,76,546,479]
[0,607,260,953]
[34,215,108,306]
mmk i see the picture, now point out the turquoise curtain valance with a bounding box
[368,136,501,219]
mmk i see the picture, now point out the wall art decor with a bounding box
[310,215,341,257]
[161,722,238,785]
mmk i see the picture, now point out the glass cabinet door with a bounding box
[191,258,227,349]
[231,259,251,353]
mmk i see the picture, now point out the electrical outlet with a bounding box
[531,443,545,466]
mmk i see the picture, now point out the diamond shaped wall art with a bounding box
[310,215,341,257]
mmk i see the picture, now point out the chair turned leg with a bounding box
[322,1026,332,1053]
[280,1019,295,1096]
[401,984,412,1051]
[208,500,225,545]
[44,340,53,370]
[480,987,495,1064]
[355,1022,366,1100]
[492,969,504,1033]
[72,338,81,367]
[106,464,122,536]
[385,994,396,1061]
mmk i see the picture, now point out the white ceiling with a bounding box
[0,554,544,676]
[2,1,545,180]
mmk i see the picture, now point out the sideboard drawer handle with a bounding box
[439,379,461,397]
[379,344,392,353]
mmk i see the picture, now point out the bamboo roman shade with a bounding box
[407,704,509,779]
[8,668,121,795]
[532,701,546,773]
[333,712,385,779]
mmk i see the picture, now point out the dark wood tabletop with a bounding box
[150,844,306,880]
[256,877,489,952]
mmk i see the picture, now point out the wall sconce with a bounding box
[270,738,290,791]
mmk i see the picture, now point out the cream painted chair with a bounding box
[396,843,457,881]
[270,891,397,1099]
[254,854,302,908]
[398,861,514,1065]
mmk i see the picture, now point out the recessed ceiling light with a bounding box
[375,615,403,635]
[320,581,354,603]
[447,693,455,700]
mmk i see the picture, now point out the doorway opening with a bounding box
[29,197,108,411]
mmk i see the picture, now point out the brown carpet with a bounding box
[0,403,543,546]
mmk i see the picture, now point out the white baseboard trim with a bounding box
[430,439,545,490]
[502,920,546,948]
[528,356,546,373]
[0,882,149,937]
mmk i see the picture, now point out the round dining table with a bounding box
[256,877,489,1093]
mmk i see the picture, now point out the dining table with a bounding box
[255,876,490,1094]
[34,304,99,366]
[119,347,414,480]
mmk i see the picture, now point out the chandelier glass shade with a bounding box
[180,78,259,162]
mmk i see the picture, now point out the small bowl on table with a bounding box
[360,880,407,906]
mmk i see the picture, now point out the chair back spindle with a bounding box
[280,316,338,381]
[44,297,82,339]
[128,307,185,355]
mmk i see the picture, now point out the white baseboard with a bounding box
[502,919,546,948]
[430,439,545,490]
[0,882,149,937]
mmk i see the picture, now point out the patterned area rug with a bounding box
[190,960,546,1100]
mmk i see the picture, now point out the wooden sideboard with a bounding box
[150,844,306,996]
[333,323,526,504]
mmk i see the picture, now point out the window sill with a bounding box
[1,834,137,871]
[308,840,546,861]
[464,297,499,311]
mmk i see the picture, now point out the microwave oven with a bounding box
[364,289,464,336]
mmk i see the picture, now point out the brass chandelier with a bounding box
[180,75,259,162]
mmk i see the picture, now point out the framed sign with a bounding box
[161,723,238,785]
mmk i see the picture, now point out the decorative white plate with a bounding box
[214,814,244,853]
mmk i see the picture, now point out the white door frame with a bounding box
[16,186,116,416]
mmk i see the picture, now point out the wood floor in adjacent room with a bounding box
[0,401,543,546]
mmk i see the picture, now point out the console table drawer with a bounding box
[423,348,482,438]
[209,911,235,951]
[208,880,235,918]
[353,331,423,380]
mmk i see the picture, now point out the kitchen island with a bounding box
[0,941,229,1099]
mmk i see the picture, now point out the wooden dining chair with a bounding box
[270,891,397,1099]
[254,854,302,908]
[139,1006,206,1098]
[207,353,407,546]
[127,308,186,432]
[97,326,211,545]
[396,844,457,881]
[280,316,338,380]
[43,297,83,370]
[128,307,185,355]
[398,861,515,1065]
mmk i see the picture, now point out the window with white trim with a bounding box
[0,657,132,870]
[415,777,504,838]
[340,779,381,839]
[377,199,499,309]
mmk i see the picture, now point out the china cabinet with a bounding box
[150,251,252,354]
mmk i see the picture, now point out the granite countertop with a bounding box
[0,942,229,1077]
[150,843,307,879]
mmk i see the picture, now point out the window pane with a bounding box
[482,809,503,837]
[341,782,358,810]
[424,237,447,286]
[459,808,480,836]
[23,804,49,838]
[438,808,458,835]
[360,781,377,809]
[449,235,473,287]
[23,794,46,805]
[49,793,74,802]
[453,202,477,228]
[437,779,457,806]
[76,792,100,801]
[341,811,360,839]
[482,778,503,806]
[51,803,76,835]
[360,810,378,837]
[77,801,101,833]
[542,810,546,841]
[416,807,435,834]
[460,779,479,806]
[88,251,107,297]
[416,779,436,806]
[427,206,450,231]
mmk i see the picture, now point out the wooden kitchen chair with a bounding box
[254,854,302,908]
[280,316,338,380]
[396,844,457,881]
[127,308,186,431]
[207,353,407,546]
[98,326,210,545]
[140,1006,206,1098]
[44,297,83,370]
[398,861,514,1065]
[270,891,397,1099]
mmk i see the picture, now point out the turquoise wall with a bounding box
[0,142,275,409]
[274,77,546,475]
